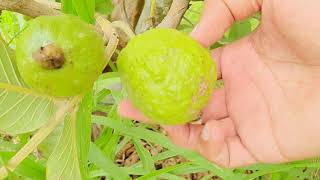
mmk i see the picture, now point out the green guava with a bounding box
[16,15,106,97]
[117,28,217,125]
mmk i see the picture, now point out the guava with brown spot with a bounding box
[117,28,217,125]
[16,15,106,97]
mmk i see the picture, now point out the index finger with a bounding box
[191,0,262,47]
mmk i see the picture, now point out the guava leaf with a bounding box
[73,0,95,23]
[61,0,78,15]
[61,0,95,23]
[0,152,46,180]
[223,17,259,43]
[95,0,114,15]
[0,10,27,48]
[38,123,64,158]
[0,37,56,135]
[178,1,204,33]
[46,92,92,180]
[93,72,121,105]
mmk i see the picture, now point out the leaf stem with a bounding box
[0,96,82,179]
[108,60,118,72]
[150,0,157,18]
[0,82,50,99]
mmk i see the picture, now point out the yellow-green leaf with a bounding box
[0,38,56,135]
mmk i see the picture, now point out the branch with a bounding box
[0,0,61,17]
[34,0,61,10]
[157,0,190,28]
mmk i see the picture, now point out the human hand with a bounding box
[119,0,320,168]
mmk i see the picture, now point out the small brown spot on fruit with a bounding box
[32,43,65,70]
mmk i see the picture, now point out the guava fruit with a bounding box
[16,15,106,97]
[117,28,217,125]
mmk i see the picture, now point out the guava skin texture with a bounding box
[16,15,106,97]
[117,28,217,125]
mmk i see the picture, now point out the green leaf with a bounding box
[92,115,235,179]
[102,131,121,161]
[269,172,289,180]
[0,139,19,152]
[95,0,114,15]
[72,0,95,23]
[0,37,56,135]
[170,164,208,175]
[0,152,45,180]
[158,173,187,180]
[46,92,92,180]
[0,10,27,47]
[61,0,95,23]
[61,0,77,15]
[136,162,193,180]
[240,158,320,180]
[225,20,252,42]
[38,123,64,158]
[132,138,155,174]
[88,142,131,180]
[178,1,204,33]
[116,136,131,154]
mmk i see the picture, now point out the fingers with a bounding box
[199,119,256,167]
[202,88,228,122]
[163,124,203,151]
[118,99,149,123]
[200,48,226,123]
[191,0,262,47]
[165,118,256,168]
[119,100,256,167]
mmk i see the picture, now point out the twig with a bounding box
[0,0,61,17]
[34,0,61,10]
[0,97,81,179]
[95,15,120,66]
[112,21,136,39]
[157,0,190,28]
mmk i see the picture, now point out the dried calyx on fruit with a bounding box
[32,44,65,70]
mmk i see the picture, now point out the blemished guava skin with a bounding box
[117,28,217,125]
[16,15,106,97]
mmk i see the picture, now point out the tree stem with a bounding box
[157,0,190,28]
[0,0,60,17]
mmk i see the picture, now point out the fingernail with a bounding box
[201,125,210,141]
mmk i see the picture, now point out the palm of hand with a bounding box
[119,0,320,167]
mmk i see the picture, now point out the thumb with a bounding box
[191,0,262,47]
[118,99,149,123]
